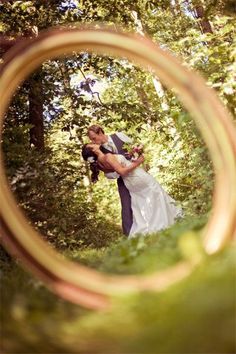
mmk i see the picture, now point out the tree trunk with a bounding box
[131,10,169,111]
[1,29,44,149]
[28,71,44,150]
[137,85,151,110]
[195,5,213,33]
[170,0,181,15]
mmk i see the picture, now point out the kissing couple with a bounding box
[82,124,183,238]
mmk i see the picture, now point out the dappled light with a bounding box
[2,51,216,253]
[0,1,236,353]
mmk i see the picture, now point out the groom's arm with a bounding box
[104,132,133,177]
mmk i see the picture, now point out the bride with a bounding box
[82,143,183,238]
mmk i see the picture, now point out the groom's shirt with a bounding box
[102,132,133,179]
[103,132,132,153]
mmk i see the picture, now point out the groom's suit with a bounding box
[100,132,133,236]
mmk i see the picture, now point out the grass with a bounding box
[66,214,208,274]
[1,214,235,354]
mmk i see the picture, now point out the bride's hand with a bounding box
[136,154,145,164]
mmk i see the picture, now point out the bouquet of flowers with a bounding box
[124,142,144,161]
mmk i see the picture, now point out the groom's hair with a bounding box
[81,144,100,183]
[87,124,105,135]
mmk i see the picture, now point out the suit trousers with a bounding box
[117,176,133,236]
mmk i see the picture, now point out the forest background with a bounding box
[0,0,235,353]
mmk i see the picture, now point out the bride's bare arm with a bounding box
[106,154,144,176]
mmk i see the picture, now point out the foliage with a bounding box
[1,0,235,249]
[69,214,208,274]
[0,2,235,352]
[2,125,121,249]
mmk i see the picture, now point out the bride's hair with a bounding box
[81,144,100,183]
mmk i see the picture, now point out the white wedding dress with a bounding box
[116,155,183,238]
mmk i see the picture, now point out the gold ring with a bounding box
[1,27,236,309]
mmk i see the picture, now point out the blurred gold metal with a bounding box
[0,27,236,309]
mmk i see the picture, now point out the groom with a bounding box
[87,124,133,236]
